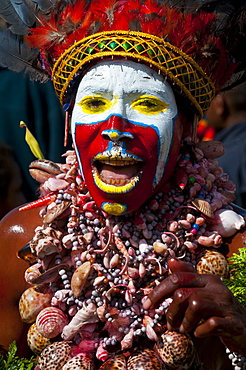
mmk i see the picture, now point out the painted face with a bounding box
[71,60,182,215]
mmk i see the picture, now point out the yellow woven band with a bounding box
[52,30,215,116]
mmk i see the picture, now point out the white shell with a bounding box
[211,209,245,237]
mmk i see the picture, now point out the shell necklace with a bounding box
[19,138,239,369]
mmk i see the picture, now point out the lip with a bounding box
[92,150,143,193]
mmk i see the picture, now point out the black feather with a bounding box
[199,1,246,89]
[0,0,31,34]
[0,29,49,81]
[31,0,56,12]
[0,0,58,35]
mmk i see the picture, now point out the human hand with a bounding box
[143,258,246,354]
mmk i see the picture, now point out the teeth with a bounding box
[101,177,128,185]
[100,159,138,166]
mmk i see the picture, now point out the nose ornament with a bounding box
[102,129,134,141]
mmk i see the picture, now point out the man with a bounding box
[206,82,246,208]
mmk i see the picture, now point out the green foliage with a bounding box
[223,248,246,306]
[0,342,36,370]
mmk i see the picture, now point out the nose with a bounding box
[101,115,134,142]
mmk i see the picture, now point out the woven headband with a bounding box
[52,30,215,117]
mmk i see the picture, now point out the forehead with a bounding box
[76,60,174,98]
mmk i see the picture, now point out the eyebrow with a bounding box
[81,77,171,100]
[82,86,169,98]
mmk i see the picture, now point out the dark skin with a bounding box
[0,205,43,357]
[143,258,246,356]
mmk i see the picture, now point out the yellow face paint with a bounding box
[78,95,113,114]
[92,169,140,194]
[132,95,169,115]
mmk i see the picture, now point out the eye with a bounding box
[132,95,169,114]
[79,95,112,114]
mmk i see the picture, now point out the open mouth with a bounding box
[92,153,143,193]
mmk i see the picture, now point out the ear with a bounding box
[212,93,226,116]
[64,103,74,147]
[178,110,194,139]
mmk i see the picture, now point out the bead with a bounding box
[190,228,198,234]
[198,190,205,198]
[191,223,200,230]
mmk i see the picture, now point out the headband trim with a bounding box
[52,30,215,117]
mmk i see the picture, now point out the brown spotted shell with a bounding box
[191,199,214,218]
[38,341,72,370]
[156,330,196,369]
[196,250,228,278]
[19,286,52,323]
[36,306,69,338]
[27,323,51,355]
[98,354,127,369]
[29,159,62,183]
[195,141,225,159]
[127,348,165,370]
[62,354,95,369]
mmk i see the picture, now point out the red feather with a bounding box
[24,0,239,91]
[59,0,87,25]
[26,12,60,48]
[111,0,143,31]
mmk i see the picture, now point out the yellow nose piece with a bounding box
[108,131,120,140]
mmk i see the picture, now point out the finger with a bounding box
[194,316,245,338]
[168,258,196,273]
[165,287,223,331]
[143,272,206,309]
[178,299,225,334]
[165,287,193,330]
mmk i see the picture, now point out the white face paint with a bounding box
[71,60,178,215]
[72,60,178,185]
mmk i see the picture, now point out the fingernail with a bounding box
[142,298,152,310]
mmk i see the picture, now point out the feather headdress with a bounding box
[1,0,246,117]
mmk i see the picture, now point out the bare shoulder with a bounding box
[0,205,42,355]
[225,222,246,258]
